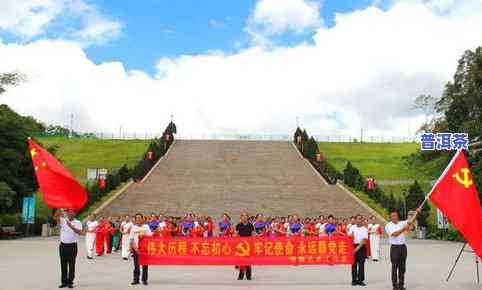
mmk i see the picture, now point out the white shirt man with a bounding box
[85,216,98,259]
[348,216,369,286]
[120,217,134,260]
[130,215,153,285]
[348,224,368,244]
[385,209,421,290]
[60,217,82,243]
[385,220,408,245]
[129,223,152,251]
[368,217,382,261]
[55,209,83,288]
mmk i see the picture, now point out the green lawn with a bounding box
[37,137,150,183]
[318,142,444,227]
[318,142,423,180]
[33,137,150,221]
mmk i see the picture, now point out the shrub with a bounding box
[344,161,364,189]
[0,213,22,227]
[33,216,48,234]
[0,181,17,212]
[118,164,130,182]
[406,180,430,227]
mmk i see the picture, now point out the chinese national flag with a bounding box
[28,138,87,210]
[428,149,482,258]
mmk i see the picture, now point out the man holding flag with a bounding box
[385,208,422,290]
[28,138,88,288]
[386,148,482,290]
[427,149,482,259]
[54,208,83,288]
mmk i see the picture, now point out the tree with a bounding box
[293,127,303,143]
[304,137,319,160]
[0,72,24,95]
[406,180,430,227]
[45,125,78,137]
[409,46,482,222]
[435,47,482,138]
[118,164,130,182]
[387,193,397,213]
[469,151,482,201]
[394,197,406,220]
[0,105,45,212]
[413,94,437,127]
[164,121,177,135]
[301,129,309,144]
[0,182,17,212]
[344,161,362,188]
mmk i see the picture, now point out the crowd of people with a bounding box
[84,213,383,260]
[82,212,385,285]
[57,208,420,289]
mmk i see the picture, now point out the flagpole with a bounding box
[425,149,464,200]
[408,149,463,224]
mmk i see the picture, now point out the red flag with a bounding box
[28,138,88,210]
[428,150,482,258]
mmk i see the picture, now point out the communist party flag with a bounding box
[28,138,87,210]
[428,149,482,258]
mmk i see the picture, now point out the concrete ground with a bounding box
[1,237,480,290]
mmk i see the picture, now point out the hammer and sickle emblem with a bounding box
[30,148,37,157]
[234,241,250,257]
[452,168,473,189]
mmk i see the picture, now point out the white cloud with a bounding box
[67,0,123,46]
[0,1,481,138]
[0,0,122,46]
[0,0,66,37]
[247,0,322,43]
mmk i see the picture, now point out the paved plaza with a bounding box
[0,237,480,290]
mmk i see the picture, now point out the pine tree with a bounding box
[304,137,319,160]
[301,129,309,143]
[406,180,430,227]
[343,161,362,188]
[388,193,397,213]
[293,127,302,143]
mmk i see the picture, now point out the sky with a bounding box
[0,0,481,138]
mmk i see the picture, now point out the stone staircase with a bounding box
[99,140,379,219]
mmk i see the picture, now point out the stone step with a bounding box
[99,140,378,220]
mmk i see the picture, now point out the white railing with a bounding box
[42,132,419,143]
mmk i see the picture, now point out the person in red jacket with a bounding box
[161,220,174,237]
[278,217,288,237]
[191,217,205,238]
[205,216,214,237]
[218,213,233,237]
[303,217,316,236]
[95,217,112,256]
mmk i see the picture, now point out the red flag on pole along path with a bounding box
[428,149,482,258]
[28,138,87,210]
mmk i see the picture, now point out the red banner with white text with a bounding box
[139,236,354,265]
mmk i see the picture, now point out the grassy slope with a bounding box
[34,137,150,220]
[319,142,448,226]
[38,137,150,183]
[318,142,421,180]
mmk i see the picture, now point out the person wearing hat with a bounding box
[54,208,83,289]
